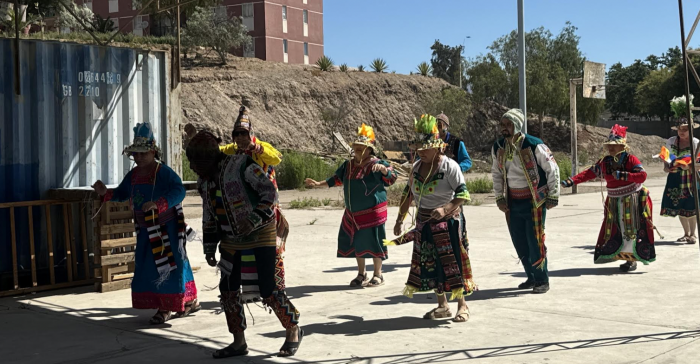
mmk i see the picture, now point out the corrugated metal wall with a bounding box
[0,39,181,279]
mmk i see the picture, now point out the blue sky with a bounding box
[325,0,700,74]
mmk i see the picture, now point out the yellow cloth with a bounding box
[220,140,282,167]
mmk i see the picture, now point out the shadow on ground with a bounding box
[261,315,450,338]
[322,263,410,274]
[500,267,647,278]
[369,287,526,306]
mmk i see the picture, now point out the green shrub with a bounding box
[339,63,349,72]
[276,151,342,190]
[554,152,572,181]
[370,58,388,73]
[465,177,493,194]
[182,154,198,182]
[316,56,334,71]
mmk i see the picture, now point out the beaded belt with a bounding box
[508,187,531,200]
[607,183,642,198]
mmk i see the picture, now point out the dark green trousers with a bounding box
[508,198,548,283]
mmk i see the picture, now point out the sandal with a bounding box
[453,308,471,323]
[278,327,304,357]
[366,275,385,287]
[688,236,697,245]
[423,307,452,320]
[677,236,689,242]
[149,310,172,325]
[350,273,368,288]
[174,299,201,318]
[212,343,249,359]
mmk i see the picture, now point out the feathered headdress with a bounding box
[410,114,445,151]
[604,124,628,145]
[353,123,377,151]
[670,95,699,130]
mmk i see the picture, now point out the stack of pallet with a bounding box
[95,201,136,293]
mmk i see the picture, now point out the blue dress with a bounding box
[106,163,197,312]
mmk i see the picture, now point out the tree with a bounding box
[466,54,509,105]
[635,68,674,121]
[606,60,652,118]
[1,4,39,36]
[423,87,472,137]
[133,0,219,36]
[55,2,94,33]
[430,40,464,87]
[92,14,116,34]
[182,6,251,64]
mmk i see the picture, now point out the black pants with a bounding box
[219,246,278,296]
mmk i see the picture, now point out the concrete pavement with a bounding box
[2,177,700,364]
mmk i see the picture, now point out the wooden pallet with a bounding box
[95,201,136,293]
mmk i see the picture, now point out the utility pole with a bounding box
[518,0,527,133]
[459,35,470,89]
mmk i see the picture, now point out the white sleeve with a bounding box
[535,144,560,199]
[491,145,504,200]
[446,159,466,190]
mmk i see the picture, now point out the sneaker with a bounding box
[533,282,549,294]
[518,280,535,289]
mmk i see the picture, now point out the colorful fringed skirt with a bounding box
[661,170,697,217]
[390,209,475,300]
[131,207,197,312]
[595,185,656,264]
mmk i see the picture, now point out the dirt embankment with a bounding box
[181,56,450,152]
[181,55,668,175]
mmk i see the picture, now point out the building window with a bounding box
[303,10,308,37]
[244,41,256,58]
[303,0,308,4]
[84,0,93,11]
[304,42,309,65]
[109,0,118,13]
[283,39,288,63]
[132,0,138,10]
[282,6,288,33]
[133,15,147,36]
[112,18,119,33]
[242,3,254,31]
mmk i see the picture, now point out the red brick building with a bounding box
[220,0,324,65]
[72,0,324,65]
[76,0,151,36]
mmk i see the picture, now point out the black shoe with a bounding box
[620,261,637,272]
[518,280,535,289]
[533,282,549,294]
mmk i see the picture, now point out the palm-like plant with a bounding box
[357,65,365,72]
[316,55,334,72]
[416,62,432,76]
[339,63,349,72]
[92,15,116,33]
[370,58,388,73]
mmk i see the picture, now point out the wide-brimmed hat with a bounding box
[603,124,628,145]
[410,114,445,151]
[671,117,700,130]
[352,123,377,152]
[123,123,161,156]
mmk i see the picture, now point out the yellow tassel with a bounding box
[383,239,397,246]
[402,285,417,298]
[449,287,465,301]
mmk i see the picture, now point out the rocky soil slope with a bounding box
[181,56,667,170]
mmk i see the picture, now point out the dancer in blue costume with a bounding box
[93,123,199,324]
